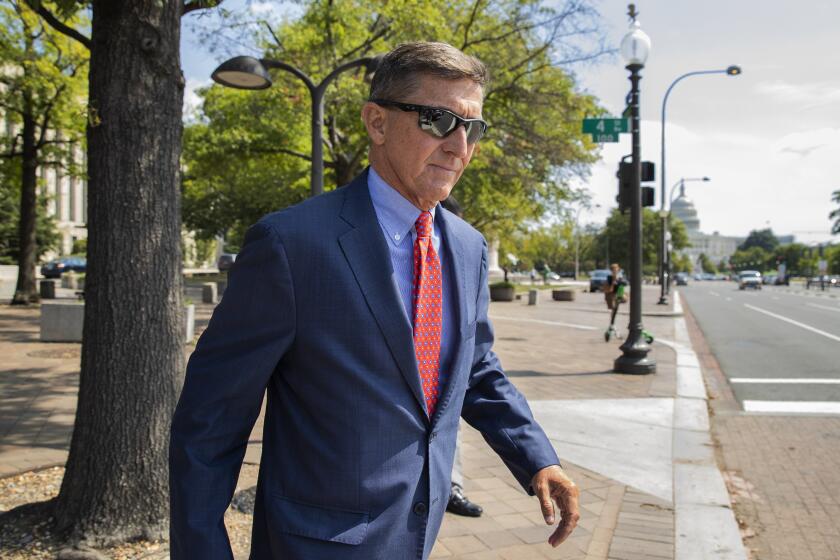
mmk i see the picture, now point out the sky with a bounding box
[180,0,840,245]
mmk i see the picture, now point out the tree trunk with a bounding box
[53,0,185,546]
[11,98,40,305]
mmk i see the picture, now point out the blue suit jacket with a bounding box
[169,170,560,559]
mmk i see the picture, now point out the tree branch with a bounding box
[262,20,283,51]
[35,84,67,149]
[183,0,224,15]
[339,15,391,61]
[246,146,312,162]
[459,0,485,51]
[25,1,91,50]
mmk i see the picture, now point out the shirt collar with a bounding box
[367,166,436,247]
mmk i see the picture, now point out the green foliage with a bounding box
[71,237,86,255]
[0,2,88,155]
[831,190,840,235]
[0,159,60,263]
[595,209,689,276]
[697,253,716,274]
[182,0,607,243]
[729,246,769,272]
[0,1,88,262]
[826,244,840,274]
[727,241,814,275]
[671,252,692,274]
[738,228,779,253]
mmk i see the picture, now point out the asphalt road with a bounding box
[679,282,840,413]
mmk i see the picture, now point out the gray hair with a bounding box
[369,42,488,101]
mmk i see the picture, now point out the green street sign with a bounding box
[582,117,629,135]
[591,133,620,143]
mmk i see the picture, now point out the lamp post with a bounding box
[614,5,655,375]
[211,54,382,198]
[664,177,709,291]
[657,65,741,304]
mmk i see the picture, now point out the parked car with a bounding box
[763,274,777,285]
[589,269,610,292]
[40,256,86,279]
[806,275,838,289]
[546,272,561,281]
[217,253,237,272]
[674,272,689,286]
[738,270,762,290]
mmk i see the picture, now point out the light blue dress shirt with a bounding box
[368,166,456,393]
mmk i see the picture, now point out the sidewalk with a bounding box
[0,286,744,559]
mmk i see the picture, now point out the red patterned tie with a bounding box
[413,211,442,416]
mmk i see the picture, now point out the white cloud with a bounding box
[754,81,840,110]
[249,1,283,16]
[183,78,212,123]
[575,121,838,243]
[772,128,840,157]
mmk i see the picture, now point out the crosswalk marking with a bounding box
[743,401,840,414]
[731,378,840,384]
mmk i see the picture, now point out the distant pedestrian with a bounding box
[603,263,625,310]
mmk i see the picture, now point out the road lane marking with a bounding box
[807,303,840,313]
[743,401,840,414]
[709,291,720,297]
[490,315,598,331]
[743,304,840,343]
[731,378,840,384]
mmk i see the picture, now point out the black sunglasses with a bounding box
[370,99,488,144]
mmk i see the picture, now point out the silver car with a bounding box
[738,270,762,290]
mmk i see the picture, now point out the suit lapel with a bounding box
[432,208,470,423]
[337,172,429,421]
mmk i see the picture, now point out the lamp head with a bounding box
[211,56,272,90]
[726,65,742,76]
[620,20,651,67]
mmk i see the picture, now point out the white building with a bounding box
[670,184,739,271]
[41,139,87,257]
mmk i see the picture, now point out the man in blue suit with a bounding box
[170,41,579,560]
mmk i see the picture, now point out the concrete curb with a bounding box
[669,291,747,560]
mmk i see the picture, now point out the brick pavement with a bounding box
[1,286,686,559]
[684,302,840,560]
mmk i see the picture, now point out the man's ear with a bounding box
[361,102,387,146]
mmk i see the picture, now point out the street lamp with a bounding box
[657,64,741,304]
[664,177,709,291]
[614,5,655,375]
[212,54,382,198]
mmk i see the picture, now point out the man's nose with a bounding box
[441,124,469,158]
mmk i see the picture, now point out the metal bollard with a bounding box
[40,280,57,299]
[202,282,218,304]
[528,289,538,306]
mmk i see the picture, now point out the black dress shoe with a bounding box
[447,484,483,517]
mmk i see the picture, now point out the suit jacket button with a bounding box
[413,502,428,516]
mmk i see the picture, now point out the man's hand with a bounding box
[531,465,580,547]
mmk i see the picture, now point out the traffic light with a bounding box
[616,160,656,213]
[641,161,655,182]
[616,160,631,213]
[642,186,655,207]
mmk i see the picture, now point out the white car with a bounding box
[738,270,762,290]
